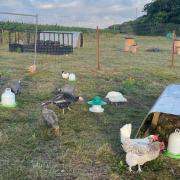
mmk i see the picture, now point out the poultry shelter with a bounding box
[39,31,83,48]
[8,31,73,55]
[136,84,180,144]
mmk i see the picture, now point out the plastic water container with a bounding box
[89,105,104,113]
[167,129,180,155]
[1,88,16,107]
[69,73,76,81]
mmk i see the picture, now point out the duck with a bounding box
[42,104,60,136]
[52,91,81,114]
[62,71,69,79]
[106,91,127,105]
[43,86,84,114]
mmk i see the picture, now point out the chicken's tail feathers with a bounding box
[120,123,132,143]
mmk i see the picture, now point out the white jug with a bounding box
[167,129,180,155]
[89,105,104,113]
[1,88,16,107]
[69,73,76,81]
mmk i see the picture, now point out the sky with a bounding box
[0,0,152,28]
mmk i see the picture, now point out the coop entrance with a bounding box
[136,84,180,143]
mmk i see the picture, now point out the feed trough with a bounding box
[136,84,180,142]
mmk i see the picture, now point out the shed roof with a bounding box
[136,84,180,137]
[149,84,180,116]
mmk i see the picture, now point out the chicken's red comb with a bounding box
[152,134,159,141]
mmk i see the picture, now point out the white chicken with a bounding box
[120,124,162,172]
[120,124,158,145]
[62,71,69,79]
[125,141,164,172]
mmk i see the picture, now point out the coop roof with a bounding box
[136,84,180,137]
[149,84,180,116]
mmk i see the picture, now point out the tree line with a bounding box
[108,0,180,35]
[0,21,95,33]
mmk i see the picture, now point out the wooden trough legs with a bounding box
[144,112,161,136]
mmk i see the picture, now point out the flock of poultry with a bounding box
[1,72,166,173]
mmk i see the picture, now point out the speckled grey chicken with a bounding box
[7,80,21,94]
[120,124,164,172]
[42,105,60,136]
[57,84,75,96]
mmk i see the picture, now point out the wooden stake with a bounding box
[96,26,100,70]
[151,112,160,128]
[171,30,176,66]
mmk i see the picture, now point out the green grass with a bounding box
[0,34,180,179]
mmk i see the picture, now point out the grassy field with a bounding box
[0,33,180,180]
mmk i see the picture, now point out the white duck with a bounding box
[106,91,127,104]
[62,71,69,79]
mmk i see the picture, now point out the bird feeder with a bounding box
[68,73,76,81]
[174,40,180,53]
[88,96,107,113]
[1,88,16,108]
[124,37,135,52]
[164,129,180,159]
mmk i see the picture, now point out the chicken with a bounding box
[125,141,165,172]
[57,84,75,96]
[42,105,60,136]
[62,71,69,79]
[7,80,21,94]
[120,124,159,145]
[120,124,163,172]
